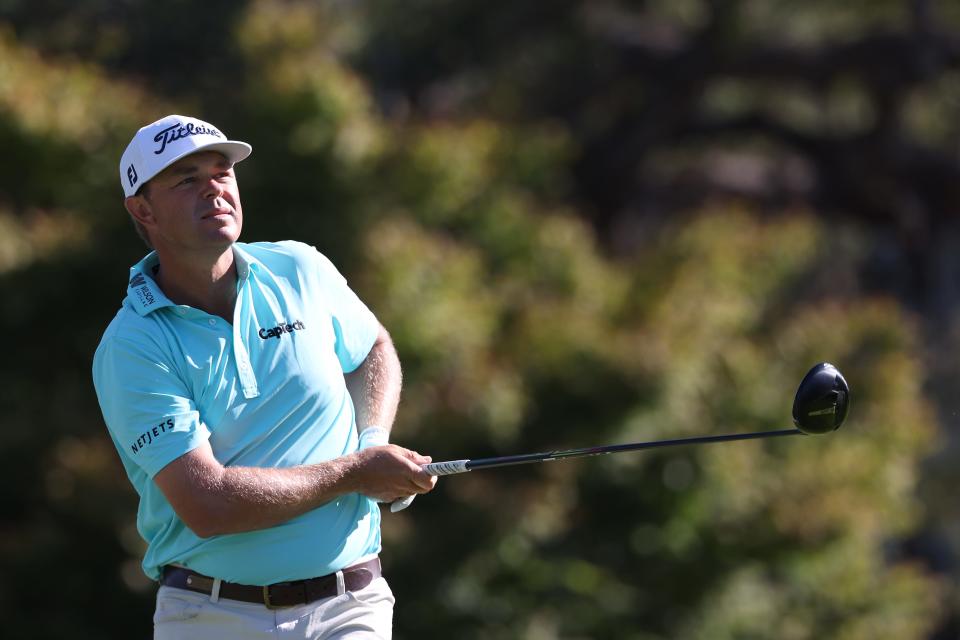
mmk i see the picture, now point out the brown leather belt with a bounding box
[160,558,381,609]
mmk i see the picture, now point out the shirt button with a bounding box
[209,319,216,326]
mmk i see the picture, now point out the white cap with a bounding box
[119,115,252,197]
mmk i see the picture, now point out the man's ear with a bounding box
[124,195,155,228]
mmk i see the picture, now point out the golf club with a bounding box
[390,362,850,512]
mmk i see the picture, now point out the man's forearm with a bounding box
[347,325,402,432]
[170,450,363,537]
[159,444,434,538]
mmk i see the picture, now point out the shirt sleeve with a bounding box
[93,333,211,478]
[298,244,380,373]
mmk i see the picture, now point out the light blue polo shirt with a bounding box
[92,240,381,585]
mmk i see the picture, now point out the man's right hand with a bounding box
[347,445,437,502]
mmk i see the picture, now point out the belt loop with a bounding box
[335,570,346,596]
[210,578,222,603]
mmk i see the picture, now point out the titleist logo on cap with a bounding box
[153,122,224,155]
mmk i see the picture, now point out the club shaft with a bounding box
[423,428,803,476]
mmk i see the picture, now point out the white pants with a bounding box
[153,577,395,639]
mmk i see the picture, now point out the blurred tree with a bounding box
[0,0,954,638]
[357,123,946,636]
[0,0,249,96]
[352,0,960,325]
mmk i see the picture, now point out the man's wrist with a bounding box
[358,426,390,450]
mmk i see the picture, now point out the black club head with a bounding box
[792,362,850,435]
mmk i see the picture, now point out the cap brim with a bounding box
[138,140,253,192]
[193,140,253,165]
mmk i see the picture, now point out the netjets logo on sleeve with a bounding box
[130,418,174,455]
[259,320,306,340]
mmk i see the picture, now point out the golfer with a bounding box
[92,114,436,639]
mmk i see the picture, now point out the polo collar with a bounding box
[126,244,258,317]
[231,243,257,282]
[126,252,173,316]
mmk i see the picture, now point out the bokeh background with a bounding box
[1,1,959,638]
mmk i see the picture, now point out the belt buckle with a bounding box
[262,585,280,610]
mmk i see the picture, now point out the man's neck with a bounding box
[153,245,239,322]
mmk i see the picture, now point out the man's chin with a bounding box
[204,219,241,241]
[197,227,241,252]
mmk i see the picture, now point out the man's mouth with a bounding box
[202,208,233,219]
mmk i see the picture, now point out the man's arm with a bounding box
[344,324,402,435]
[153,441,434,538]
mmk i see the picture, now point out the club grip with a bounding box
[389,460,471,512]
[422,459,471,476]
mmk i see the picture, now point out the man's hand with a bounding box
[347,445,437,502]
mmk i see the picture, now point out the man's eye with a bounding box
[177,177,195,186]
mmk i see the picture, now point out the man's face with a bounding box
[132,151,243,252]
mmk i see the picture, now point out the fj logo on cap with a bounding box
[153,121,224,156]
[127,164,138,187]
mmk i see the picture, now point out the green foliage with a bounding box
[364,202,944,639]
[0,2,953,639]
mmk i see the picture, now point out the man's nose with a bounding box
[201,177,224,199]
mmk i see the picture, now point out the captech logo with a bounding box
[153,121,224,155]
[259,320,306,340]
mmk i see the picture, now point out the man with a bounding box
[93,114,436,639]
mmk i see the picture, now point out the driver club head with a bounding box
[792,362,850,435]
